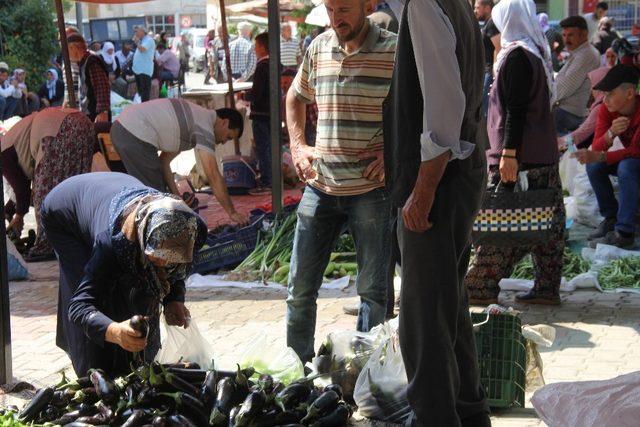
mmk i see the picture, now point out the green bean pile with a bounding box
[598,257,640,290]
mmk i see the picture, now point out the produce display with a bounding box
[7,362,353,426]
[511,249,590,280]
[597,256,640,290]
[226,214,357,284]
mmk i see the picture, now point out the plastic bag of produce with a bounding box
[310,322,392,401]
[353,335,411,424]
[531,371,640,427]
[238,335,304,385]
[155,317,215,369]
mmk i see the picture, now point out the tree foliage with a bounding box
[0,0,58,89]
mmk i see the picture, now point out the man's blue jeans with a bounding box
[286,185,391,362]
[0,96,18,120]
[553,107,584,136]
[586,158,640,235]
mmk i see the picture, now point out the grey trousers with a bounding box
[398,159,489,427]
[110,122,167,192]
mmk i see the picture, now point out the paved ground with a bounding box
[2,259,640,426]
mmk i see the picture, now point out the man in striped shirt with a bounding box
[280,23,301,69]
[285,0,396,363]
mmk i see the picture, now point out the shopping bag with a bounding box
[353,336,411,424]
[238,335,304,385]
[309,322,393,401]
[532,371,640,427]
[472,181,558,247]
[155,317,215,369]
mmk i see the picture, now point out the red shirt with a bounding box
[593,95,640,164]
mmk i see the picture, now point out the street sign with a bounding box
[181,16,192,28]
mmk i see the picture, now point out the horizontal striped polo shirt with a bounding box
[292,21,397,196]
[281,37,301,68]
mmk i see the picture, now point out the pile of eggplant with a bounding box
[11,362,354,426]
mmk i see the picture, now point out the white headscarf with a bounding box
[101,41,117,72]
[45,68,58,100]
[493,0,555,100]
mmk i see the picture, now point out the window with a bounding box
[146,15,175,37]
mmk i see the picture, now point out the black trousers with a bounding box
[398,159,489,426]
[135,73,152,102]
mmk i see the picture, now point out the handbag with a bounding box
[472,180,558,247]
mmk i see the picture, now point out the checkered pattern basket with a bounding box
[472,185,557,247]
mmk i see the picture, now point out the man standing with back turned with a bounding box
[384,0,490,425]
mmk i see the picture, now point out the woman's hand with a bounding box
[499,156,518,183]
[105,321,147,352]
[165,302,191,328]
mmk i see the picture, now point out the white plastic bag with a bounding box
[239,335,304,385]
[353,336,411,424]
[309,321,394,400]
[155,317,215,369]
[559,153,584,195]
[573,171,604,227]
[532,371,640,427]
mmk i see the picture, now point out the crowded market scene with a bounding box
[0,0,639,425]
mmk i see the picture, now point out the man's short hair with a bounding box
[281,68,297,78]
[560,16,589,31]
[216,108,244,138]
[596,2,608,10]
[133,25,147,33]
[478,0,494,8]
[67,33,87,47]
[255,32,269,50]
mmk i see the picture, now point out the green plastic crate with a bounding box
[471,313,526,408]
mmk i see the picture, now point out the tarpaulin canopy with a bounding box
[227,0,305,19]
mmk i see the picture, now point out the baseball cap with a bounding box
[0,62,9,72]
[593,64,640,91]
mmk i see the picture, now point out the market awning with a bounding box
[226,0,305,18]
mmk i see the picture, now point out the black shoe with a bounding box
[515,290,561,305]
[589,230,636,249]
[588,217,616,240]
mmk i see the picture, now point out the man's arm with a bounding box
[287,44,317,180]
[197,150,247,223]
[591,103,613,152]
[159,151,181,195]
[401,0,470,233]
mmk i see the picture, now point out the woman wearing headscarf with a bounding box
[1,108,94,261]
[41,172,207,376]
[465,0,566,306]
[100,41,121,80]
[37,68,65,108]
[538,12,564,72]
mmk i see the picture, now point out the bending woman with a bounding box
[41,172,207,376]
[1,108,94,261]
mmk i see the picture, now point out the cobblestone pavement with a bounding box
[2,260,640,426]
